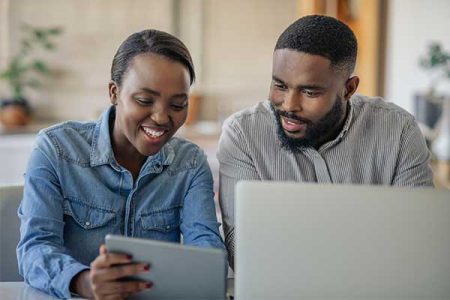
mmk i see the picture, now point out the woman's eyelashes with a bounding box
[135,97,154,106]
[170,102,188,111]
[134,97,187,111]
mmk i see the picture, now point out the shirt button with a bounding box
[85,221,91,226]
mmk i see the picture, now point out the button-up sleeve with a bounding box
[217,118,261,270]
[391,118,434,186]
[180,149,226,252]
[17,133,89,299]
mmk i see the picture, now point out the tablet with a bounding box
[105,234,227,299]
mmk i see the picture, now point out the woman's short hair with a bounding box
[111,29,195,86]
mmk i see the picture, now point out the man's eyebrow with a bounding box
[272,75,286,85]
[272,76,326,90]
[298,84,326,90]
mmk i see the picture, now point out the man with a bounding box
[217,15,433,269]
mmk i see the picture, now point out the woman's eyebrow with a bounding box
[139,88,187,99]
[171,93,188,99]
[140,87,160,96]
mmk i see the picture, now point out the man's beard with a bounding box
[269,96,345,152]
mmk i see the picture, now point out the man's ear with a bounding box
[108,81,119,105]
[344,76,359,100]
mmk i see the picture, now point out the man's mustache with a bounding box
[276,109,311,124]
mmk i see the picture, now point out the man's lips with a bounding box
[281,116,307,132]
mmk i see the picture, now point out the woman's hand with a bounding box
[72,244,153,299]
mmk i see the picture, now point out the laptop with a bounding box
[105,235,227,299]
[235,181,450,299]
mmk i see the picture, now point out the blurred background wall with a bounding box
[1,0,450,122]
[385,0,450,112]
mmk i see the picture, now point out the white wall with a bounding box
[2,0,298,122]
[385,0,450,113]
[5,0,174,121]
[201,0,298,121]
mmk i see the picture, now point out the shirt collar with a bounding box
[318,97,355,151]
[90,106,175,169]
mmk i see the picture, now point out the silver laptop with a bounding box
[235,182,450,299]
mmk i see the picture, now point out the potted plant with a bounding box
[0,24,62,127]
[415,42,450,161]
[414,43,450,146]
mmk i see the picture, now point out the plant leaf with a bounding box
[44,43,55,50]
[31,60,49,74]
[48,27,63,35]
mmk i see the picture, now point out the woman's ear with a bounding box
[344,76,359,100]
[108,81,119,105]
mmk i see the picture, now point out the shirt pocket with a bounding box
[63,198,116,229]
[140,206,181,233]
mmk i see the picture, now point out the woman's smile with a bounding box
[141,125,168,144]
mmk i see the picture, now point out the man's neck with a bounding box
[312,101,350,149]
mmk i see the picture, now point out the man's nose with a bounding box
[283,90,302,112]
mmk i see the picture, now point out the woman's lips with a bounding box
[141,126,167,143]
[281,116,306,132]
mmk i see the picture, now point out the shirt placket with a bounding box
[304,148,332,183]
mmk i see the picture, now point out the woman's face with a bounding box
[109,53,190,158]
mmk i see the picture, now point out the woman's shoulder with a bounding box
[36,120,97,160]
[166,137,208,170]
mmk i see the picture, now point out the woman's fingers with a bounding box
[91,252,133,269]
[92,244,133,269]
[89,244,152,299]
[93,262,150,282]
[99,244,108,255]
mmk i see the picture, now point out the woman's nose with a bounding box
[150,107,170,125]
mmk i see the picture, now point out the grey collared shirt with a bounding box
[217,94,434,269]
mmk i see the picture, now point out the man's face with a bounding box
[110,53,190,158]
[269,49,350,150]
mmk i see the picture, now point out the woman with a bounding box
[17,29,225,299]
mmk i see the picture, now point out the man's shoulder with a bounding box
[351,94,414,122]
[223,100,273,131]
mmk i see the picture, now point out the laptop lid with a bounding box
[235,182,450,299]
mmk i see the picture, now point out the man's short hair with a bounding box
[275,15,357,76]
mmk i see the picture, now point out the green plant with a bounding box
[419,42,450,96]
[0,24,62,104]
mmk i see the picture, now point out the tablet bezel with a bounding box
[105,234,227,299]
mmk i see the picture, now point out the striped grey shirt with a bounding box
[217,94,434,269]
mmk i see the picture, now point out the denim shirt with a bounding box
[17,106,225,298]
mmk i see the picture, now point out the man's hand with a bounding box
[71,244,152,299]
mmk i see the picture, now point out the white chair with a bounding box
[0,185,23,281]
